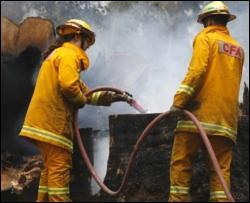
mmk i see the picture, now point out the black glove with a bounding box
[111,92,133,104]
[169,106,183,115]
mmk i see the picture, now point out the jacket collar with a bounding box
[62,42,90,70]
[202,25,230,36]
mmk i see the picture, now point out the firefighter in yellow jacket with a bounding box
[168,1,244,202]
[19,19,131,202]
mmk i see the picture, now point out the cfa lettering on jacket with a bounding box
[218,41,244,59]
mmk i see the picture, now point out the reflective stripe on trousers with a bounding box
[210,191,227,201]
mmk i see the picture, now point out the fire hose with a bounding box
[74,87,235,201]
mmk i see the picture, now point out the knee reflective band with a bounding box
[74,87,234,201]
[170,186,190,194]
[38,185,48,193]
[48,187,70,195]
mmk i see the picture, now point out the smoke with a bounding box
[226,1,249,100]
[91,130,109,195]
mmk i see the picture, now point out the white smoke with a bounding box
[227,1,249,100]
[91,131,109,195]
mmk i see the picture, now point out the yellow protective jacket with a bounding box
[20,42,113,153]
[173,25,244,143]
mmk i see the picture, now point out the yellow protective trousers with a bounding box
[36,141,72,202]
[168,132,233,202]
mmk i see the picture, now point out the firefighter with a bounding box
[168,1,244,202]
[19,19,131,202]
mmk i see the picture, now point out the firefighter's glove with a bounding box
[111,92,133,104]
[169,106,183,116]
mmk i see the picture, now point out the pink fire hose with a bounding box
[74,87,234,201]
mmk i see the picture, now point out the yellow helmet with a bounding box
[197,1,236,23]
[56,19,95,45]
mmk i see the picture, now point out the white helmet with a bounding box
[56,19,95,45]
[197,1,236,23]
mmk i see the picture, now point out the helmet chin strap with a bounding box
[81,39,84,50]
[80,35,88,51]
[203,18,214,28]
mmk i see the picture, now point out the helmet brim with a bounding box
[56,24,95,46]
[197,13,236,24]
[56,24,80,35]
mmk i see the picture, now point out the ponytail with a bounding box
[42,34,76,60]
